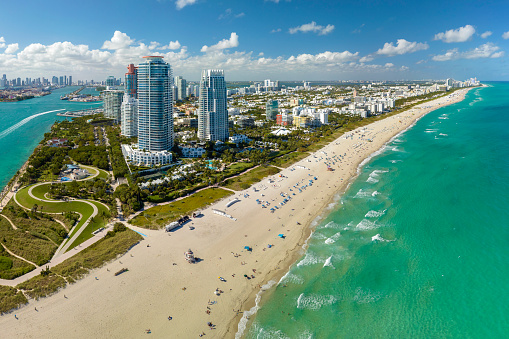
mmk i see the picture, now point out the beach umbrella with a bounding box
[278,234,285,238]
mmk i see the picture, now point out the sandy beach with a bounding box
[0,88,473,338]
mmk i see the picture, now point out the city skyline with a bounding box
[0,1,508,81]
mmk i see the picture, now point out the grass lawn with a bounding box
[65,201,110,251]
[96,169,110,180]
[270,151,309,168]
[0,285,28,314]
[223,162,254,176]
[130,187,234,229]
[222,165,280,191]
[16,185,110,252]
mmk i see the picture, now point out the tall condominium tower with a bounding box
[266,99,278,121]
[125,64,137,98]
[121,94,138,137]
[121,64,138,137]
[198,69,228,142]
[174,75,187,101]
[137,56,173,152]
[103,89,124,124]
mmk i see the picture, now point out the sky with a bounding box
[0,0,508,81]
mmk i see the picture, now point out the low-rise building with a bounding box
[122,144,172,166]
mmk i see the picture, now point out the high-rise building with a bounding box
[106,76,116,87]
[125,64,137,98]
[68,76,72,86]
[266,99,278,121]
[198,69,228,141]
[121,64,139,137]
[103,89,124,123]
[174,75,187,101]
[59,76,64,86]
[137,56,173,152]
[121,94,138,137]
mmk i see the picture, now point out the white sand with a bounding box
[0,88,473,338]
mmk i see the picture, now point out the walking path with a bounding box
[26,183,100,258]
[0,243,38,268]
[0,214,17,230]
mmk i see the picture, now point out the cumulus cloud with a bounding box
[289,22,335,36]
[271,28,282,33]
[359,55,374,63]
[159,41,182,50]
[480,31,492,39]
[434,25,475,43]
[201,32,239,52]
[101,31,134,50]
[375,39,429,57]
[5,43,19,54]
[0,36,5,49]
[176,0,197,10]
[503,31,509,39]
[432,43,504,61]
[0,30,412,80]
[384,63,394,68]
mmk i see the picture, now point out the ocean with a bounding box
[243,82,509,338]
[0,87,102,189]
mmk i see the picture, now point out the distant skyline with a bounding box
[0,0,508,81]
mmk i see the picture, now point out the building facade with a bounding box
[198,69,229,142]
[121,94,138,137]
[266,99,278,121]
[174,75,187,101]
[137,56,173,152]
[103,89,124,123]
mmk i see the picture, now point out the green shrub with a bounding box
[0,256,13,271]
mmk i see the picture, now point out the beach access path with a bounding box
[0,88,474,339]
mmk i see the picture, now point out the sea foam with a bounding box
[297,293,338,310]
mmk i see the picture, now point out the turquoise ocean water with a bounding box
[244,82,509,338]
[0,86,102,189]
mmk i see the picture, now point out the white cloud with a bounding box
[434,25,475,43]
[265,0,291,3]
[432,43,504,61]
[0,31,412,80]
[176,0,197,10]
[234,12,245,18]
[289,21,335,36]
[218,8,245,20]
[271,28,282,33]
[101,31,134,50]
[480,31,492,39]
[0,36,5,49]
[159,41,182,50]
[5,43,19,54]
[0,37,5,42]
[384,63,394,68]
[375,39,429,57]
[359,55,374,63]
[201,32,239,52]
[503,31,509,39]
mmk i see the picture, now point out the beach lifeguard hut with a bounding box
[185,249,196,263]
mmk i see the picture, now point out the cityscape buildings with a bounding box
[198,69,229,142]
[121,64,138,138]
[174,75,187,101]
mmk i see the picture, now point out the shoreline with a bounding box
[229,86,476,338]
[0,87,475,338]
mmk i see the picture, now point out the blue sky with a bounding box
[0,0,508,81]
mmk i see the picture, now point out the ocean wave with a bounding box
[366,176,379,184]
[323,221,338,229]
[279,272,304,285]
[323,256,335,269]
[354,189,374,198]
[365,209,387,218]
[297,293,338,310]
[296,251,324,267]
[235,280,277,339]
[324,231,341,244]
[355,219,380,231]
